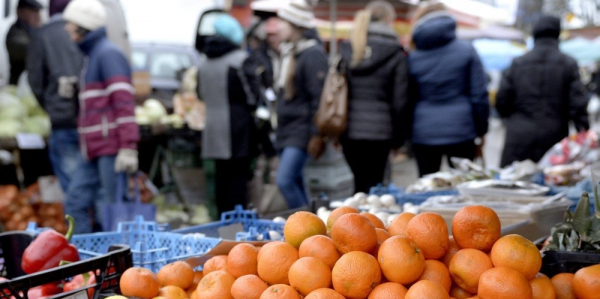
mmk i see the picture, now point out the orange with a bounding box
[158,286,187,299]
[387,212,415,236]
[452,205,501,252]
[327,206,359,231]
[197,270,235,299]
[186,271,204,295]
[288,257,332,296]
[361,212,386,229]
[203,255,228,276]
[449,285,473,299]
[378,235,425,285]
[298,235,340,269]
[331,213,378,254]
[573,264,600,299]
[376,228,391,244]
[157,261,195,289]
[551,273,576,299]
[405,280,450,299]
[478,267,533,299]
[418,260,452,293]
[332,251,381,299]
[190,290,200,299]
[449,249,493,293]
[120,267,160,299]
[368,282,408,299]
[259,284,301,299]
[406,212,449,259]
[228,243,259,278]
[231,274,269,299]
[284,211,327,248]
[530,273,556,299]
[305,288,346,299]
[257,241,299,285]
[440,236,461,268]
[490,234,541,280]
[372,228,391,259]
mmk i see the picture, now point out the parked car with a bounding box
[131,43,203,110]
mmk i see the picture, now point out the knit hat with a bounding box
[214,15,244,46]
[49,0,70,16]
[278,0,318,29]
[63,0,106,31]
[533,15,561,40]
[18,0,42,10]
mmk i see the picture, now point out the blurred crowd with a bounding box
[3,0,591,232]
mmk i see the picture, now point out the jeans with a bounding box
[65,155,120,234]
[48,129,82,192]
[276,147,310,209]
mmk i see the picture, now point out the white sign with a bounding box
[15,133,45,150]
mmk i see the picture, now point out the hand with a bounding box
[308,136,326,159]
[475,137,485,158]
[115,149,138,173]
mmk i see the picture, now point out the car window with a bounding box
[132,50,148,71]
[150,52,192,80]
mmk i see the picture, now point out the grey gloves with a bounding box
[115,149,138,173]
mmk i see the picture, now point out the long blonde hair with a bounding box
[350,10,371,67]
[411,1,446,23]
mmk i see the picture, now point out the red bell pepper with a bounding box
[26,284,62,299]
[21,215,80,274]
[63,272,96,299]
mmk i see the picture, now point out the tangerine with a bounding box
[203,255,228,276]
[418,260,452,293]
[406,212,449,259]
[551,273,576,299]
[490,234,541,280]
[228,243,259,278]
[158,286,187,299]
[361,212,386,229]
[288,257,331,296]
[332,251,381,299]
[331,213,378,254]
[478,267,533,299]
[387,212,415,236]
[231,274,269,299]
[368,282,408,299]
[259,284,301,299]
[405,280,450,299]
[120,267,160,299]
[327,206,359,231]
[257,241,298,285]
[157,261,195,289]
[573,264,600,299]
[378,235,425,285]
[452,205,501,252]
[305,288,346,299]
[196,270,235,299]
[284,211,327,249]
[298,235,340,269]
[449,248,493,293]
[440,236,461,268]
[530,273,556,299]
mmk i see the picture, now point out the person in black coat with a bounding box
[339,1,408,193]
[496,16,589,167]
[197,15,259,215]
[6,0,42,85]
[275,0,328,209]
[27,0,84,193]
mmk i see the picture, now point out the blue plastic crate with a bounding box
[26,216,221,273]
[173,205,285,241]
[370,184,459,206]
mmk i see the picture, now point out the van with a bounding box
[0,0,129,87]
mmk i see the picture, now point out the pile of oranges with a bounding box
[118,205,600,299]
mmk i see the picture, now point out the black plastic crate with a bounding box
[541,250,600,278]
[0,236,132,299]
[0,232,34,279]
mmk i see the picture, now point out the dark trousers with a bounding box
[342,139,392,194]
[413,140,476,177]
[215,158,251,215]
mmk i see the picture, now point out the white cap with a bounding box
[278,0,318,29]
[63,0,106,31]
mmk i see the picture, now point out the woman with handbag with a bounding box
[275,0,328,209]
[408,1,489,177]
[340,1,409,193]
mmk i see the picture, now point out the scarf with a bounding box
[278,38,318,100]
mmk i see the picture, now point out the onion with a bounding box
[21,206,34,218]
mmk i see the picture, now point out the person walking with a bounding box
[496,15,589,167]
[6,0,42,85]
[62,0,139,233]
[408,1,489,177]
[196,15,259,215]
[27,0,84,193]
[340,1,408,193]
[275,0,328,208]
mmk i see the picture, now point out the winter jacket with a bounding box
[77,28,139,160]
[6,20,33,85]
[340,23,408,147]
[276,40,328,150]
[198,36,258,160]
[496,38,589,167]
[408,12,489,146]
[27,15,84,129]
